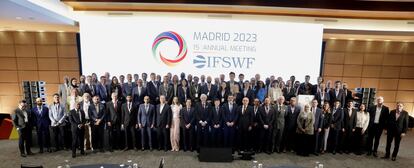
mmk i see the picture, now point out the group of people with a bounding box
[12,72,409,161]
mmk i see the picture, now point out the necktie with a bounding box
[78,109,82,122]
[145,104,148,114]
[128,102,131,113]
[216,107,219,115]
[38,107,42,116]
[243,106,246,114]
[96,104,99,113]
[279,105,281,112]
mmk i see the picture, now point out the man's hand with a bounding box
[166,125,169,129]
[352,129,355,132]
[401,133,406,137]
[264,125,269,129]
[139,124,142,129]
[135,124,138,129]
[248,126,252,131]
[342,128,345,132]
[318,128,322,132]
[107,122,112,127]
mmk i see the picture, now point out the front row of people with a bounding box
[12,94,409,161]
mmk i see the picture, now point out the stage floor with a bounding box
[1,132,413,168]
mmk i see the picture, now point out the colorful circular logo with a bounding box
[152,31,187,67]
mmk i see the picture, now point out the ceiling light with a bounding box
[57,30,65,32]
[348,38,355,41]
[17,30,25,32]
[38,30,45,32]
[384,40,391,42]
[15,17,22,20]
[329,37,336,40]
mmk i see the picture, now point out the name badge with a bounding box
[195,93,198,98]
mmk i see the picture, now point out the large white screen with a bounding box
[79,15,323,82]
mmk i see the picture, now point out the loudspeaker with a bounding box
[198,147,233,162]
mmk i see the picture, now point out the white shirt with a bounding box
[83,101,90,120]
[374,106,382,124]
[356,111,370,132]
[160,104,165,114]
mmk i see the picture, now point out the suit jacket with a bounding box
[368,105,389,130]
[195,102,212,126]
[32,105,51,130]
[190,84,202,102]
[58,84,69,103]
[49,103,66,126]
[274,104,287,130]
[331,107,344,130]
[222,103,239,125]
[283,87,297,102]
[226,81,240,94]
[312,107,323,130]
[132,86,147,105]
[69,108,86,130]
[121,102,137,127]
[146,81,159,102]
[387,110,409,134]
[96,83,110,102]
[155,103,171,128]
[298,82,313,95]
[211,106,223,126]
[83,84,96,97]
[252,105,261,126]
[315,91,330,108]
[178,86,191,104]
[122,82,137,97]
[106,100,123,125]
[180,106,195,128]
[329,89,346,108]
[217,89,230,104]
[12,108,32,129]
[137,103,155,127]
[344,89,353,104]
[159,83,173,104]
[238,89,255,106]
[88,103,106,125]
[343,107,357,131]
[258,105,275,128]
[285,105,301,131]
[201,83,217,101]
[237,105,254,130]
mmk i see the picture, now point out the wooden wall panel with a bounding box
[324,52,345,64]
[0,58,17,70]
[57,45,78,58]
[398,79,414,90]
[380,66,400,78]
[344,53,364,65]
[364,53,383,65]
[343,65,362,77]
[35,32,57,45]
[37,58,59,70]
[400,67,414,78]
[36,45,57,58]
[15,45,36,57]
[13,32,35,44]
[16,58,38,70]
[362,66,381,77]
[0,45,15,57]
[0,32,14,44]
[0,71,18,83]
[378,79,399,90]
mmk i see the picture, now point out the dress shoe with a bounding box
[391,157,396,161]
[381,155,390,159]
[39,149,44,154]
[72,154,76,158]
[20,154,27,157]
[27,151,34,155]
[81,150,85,155]
[109,149,114,152]
[367,151,372,156]
[47,148,52,153]
[332,151,336,155]
[313,152,319,156]
[141,148,145,151]
[150,147,153,151]
[373,152,378,157]
[123,148,129,151]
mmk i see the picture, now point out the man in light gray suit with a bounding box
[58,76,70,107]
[272,96,287,153]
[311,99,323,155]
[137,96,155,151]
[49,93,67,151]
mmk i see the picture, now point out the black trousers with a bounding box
[71,127,85,155]
[141,126,152,149]
[251,126,261,151]
[313,130,321,153]
[107,125,121,150]
[210,126,222,147]
[91,124,104,150]
[196,126,209,149]
[342,129,354,152]
[17,127,31,154]
[354,127,365,154]
[124,125,136,149]
[50,125,65,150]
[385,130,403,158]
[36,127,50,151]
[223,126,236,149]
[181,126,194,151]
[237,128,250,151]
[282,129,296,152]
[367,124,383,153]
[260,127,273,152]
[330,128,341,152]
[297,133,312,156]
[156,127,169,150]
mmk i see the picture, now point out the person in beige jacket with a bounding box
[296,104,315,156]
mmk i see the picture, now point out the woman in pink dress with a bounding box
[170,97,182,151]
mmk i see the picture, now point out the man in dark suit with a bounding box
[383,102,409,161]
[283,80,297,104]
[298,75,313,95]
[238,81,255,105]
[32,98,51,153]
[88,95,105,152]
[137,96,155,151]
[196,94,211,149]
[121,94,137,151]
[133,79,147,105]
[147,73,160,104]
[259,97,275,154]
[273,96,287,153]
[180,99,195,151]
[329,81,346,108]
[211,99,223,147]
[283,97,300,152]
[342,82,354,104]
[367,96,389,157]
[226,72,240,95]
[83,75,96,97]
[251,98,262,152]
[159,76,173,104]
[311,99,323,155]
[122,74,137,97]
[155,95,171,151]
[201,76,217,102]
[106,93,123,151]
[69,102,86,158]
[12,100,34,157]
[96,76,110,103]
[342,101,357,154]
[178,80,191,104]
[237,97,254,152]
[190,77,202,103]
[222,95,238,150]
[330,100,344,154]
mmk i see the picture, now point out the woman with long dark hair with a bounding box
[354,104,370,155]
